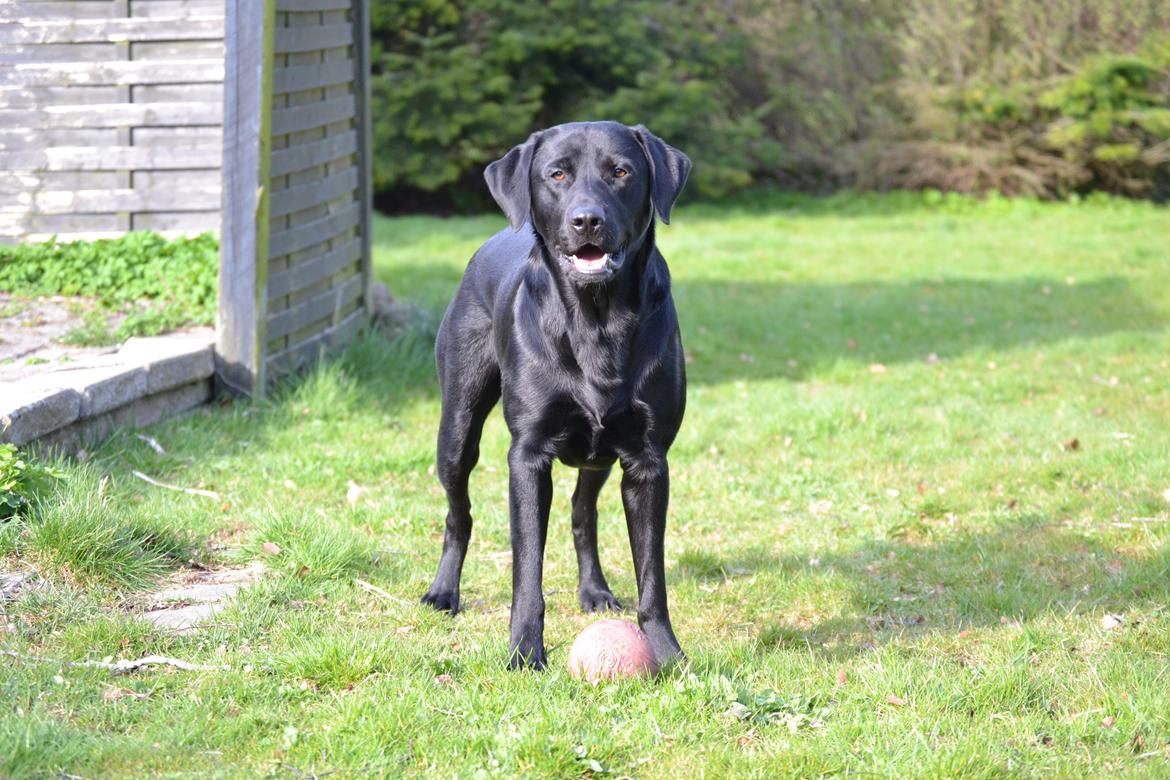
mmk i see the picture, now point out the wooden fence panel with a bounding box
[218,0,372,396]
[0,3,225,243]
[3,0,372,395]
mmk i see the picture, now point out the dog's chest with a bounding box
[550,376,644,468]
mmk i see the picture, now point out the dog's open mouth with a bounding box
[566,244,610,274]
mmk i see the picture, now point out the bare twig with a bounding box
[354,578,411,607]
[277,764,372,779]
[135,434,167,456]
[5,650,225,674]
[132,470,220,500]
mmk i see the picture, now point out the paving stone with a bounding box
[120,334,215,394]
[30,363,148,418]
[137,563,264,633]
[0,384,81,445]
[117,378,211,428]
[142,602,225,632]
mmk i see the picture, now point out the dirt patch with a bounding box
[0,293,213,385]
[0,294,121,383]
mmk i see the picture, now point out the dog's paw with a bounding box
[420,587,460,614]
[507,638,547,671]
[578,586,623,613]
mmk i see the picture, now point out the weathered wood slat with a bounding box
[1,102,223,129]
[273,59,353,95]
[131,210,220,232]
[266,272,362,341]
[0,3,119,21]
[133,126,222,146]
[267,237,361,298]
[3,187,221,215]
[0,17,224,45]
[0,86,123,108]
[0,60,223,87]
[273,24,352,54]
[269,202,359,257]
[271,94,354,136]
[1,43,121,64]
[131,0,225,19]
[266,305,365,376]
[270,130,357,176]
[130,40,225,61]
[270,166,358,218]
[0,146,221,171]
[1,228,197,243]
[275,0,353,12]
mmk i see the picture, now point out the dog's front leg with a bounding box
[621,456,684,667]
[507,442,553,670]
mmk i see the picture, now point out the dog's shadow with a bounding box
[673,512,1170,660]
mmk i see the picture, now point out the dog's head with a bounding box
[485,122,691,286]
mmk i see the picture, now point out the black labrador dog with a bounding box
[421,121,691,670]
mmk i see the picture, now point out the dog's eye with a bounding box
[613,167,628,178]
[550,169,566,181]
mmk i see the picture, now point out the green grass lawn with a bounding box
[3,192,1170,778]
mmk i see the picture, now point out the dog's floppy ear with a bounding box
[484,131,543,231]
[633,125,692,225]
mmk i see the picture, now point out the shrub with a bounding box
[0,444,63,520]
[369,0,771,207]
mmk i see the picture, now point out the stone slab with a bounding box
[119,333,215,394]
[42,363,148,418]
[0,384,81,445]
[141,602,225,632]
[36,378,211,453]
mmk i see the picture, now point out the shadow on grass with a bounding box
[383,261,1165,385]
[682,513,1170,660]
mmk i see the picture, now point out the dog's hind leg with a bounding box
[422,337,500,614]
[572,467,622,612]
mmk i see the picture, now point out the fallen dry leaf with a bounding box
[261,542,282,556]
[434,674,455,686]
[1101,613,1124,630]
[396,625,415,635]
[869,363,887,374]
[886,694,908,707]
[103,686,148,702]
[346,480,366,505]
[809,499,833,516]
[1101,715,1116,728]
[1062,438,1080,452]
[836,669,848,685]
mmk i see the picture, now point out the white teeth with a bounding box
[570,253,609,273]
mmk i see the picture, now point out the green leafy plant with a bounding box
[724,688,831,733]
[0,444,64,520]
[0,231,218,346]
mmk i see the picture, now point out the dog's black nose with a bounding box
[569,206,605,233]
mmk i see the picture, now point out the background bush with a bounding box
[370,0,1170,207]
